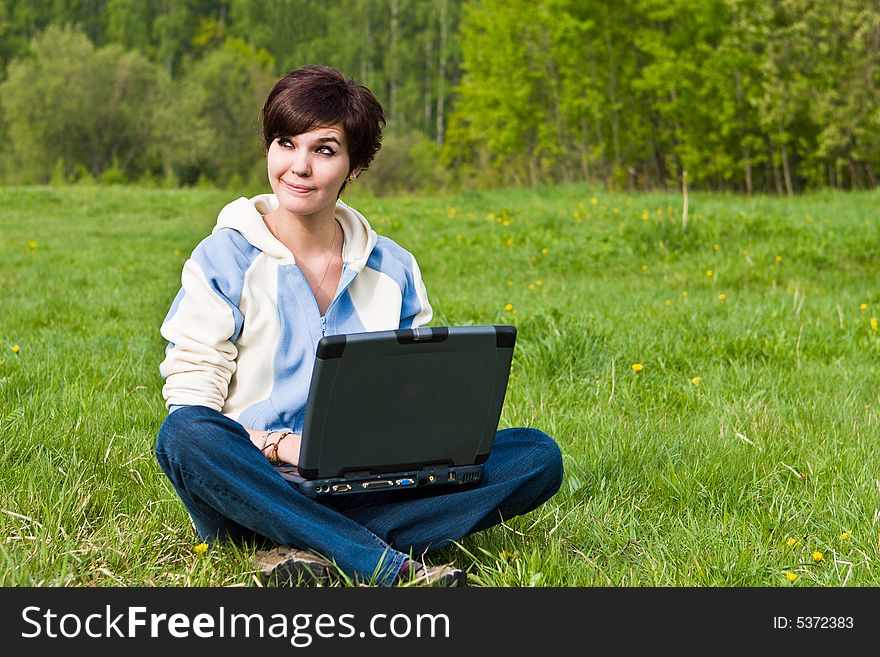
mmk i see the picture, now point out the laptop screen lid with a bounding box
[296,325,516,480]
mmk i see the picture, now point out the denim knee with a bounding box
[526,429,564,499]
[494,426,564,500]
[155,404,227,468]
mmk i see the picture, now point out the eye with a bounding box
[276,137,293,148]
[316,145,336,155]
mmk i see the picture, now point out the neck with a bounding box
[267,206,339,258]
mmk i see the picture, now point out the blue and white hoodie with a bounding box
[159,193,432,432]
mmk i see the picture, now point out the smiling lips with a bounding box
[283,180,314,193]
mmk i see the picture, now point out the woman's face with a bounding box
[266,123,358,220]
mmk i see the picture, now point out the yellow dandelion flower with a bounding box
[706,270,714,277]
[612,207,619,214]
[859,303,867,311]
[656,209,663,216]
[502,220,511,226]
[541,247,549,255]
[194,542,209,555]
[775,255,783,262]
[840,532,850,541]
[28,240,38,250]
[504,303,513,312]
[785,572,798,582]
[506,280,513,287]
[641,211,650,221]
[456,234,463,241]
[528,284,536,291]
[682,290,688,297]
[641,264,649,272]
[690,376,702,386]
[664,299,671,305]
[11,344,20,354]
[812,551,824,563]
[590,197,599,206]
[713,244,720,251]
[742,249,749,257]
[786,537,799,547]
[536,280,543,287]
[631,363,644,373]
[174,248,182,256]
[718,294,727,301]
[871,317,879,332]
[506,238,513,246]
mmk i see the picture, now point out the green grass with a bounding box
[1,183,878,586]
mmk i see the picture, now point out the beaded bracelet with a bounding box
[260,430,281,452]
[269,431,294,464]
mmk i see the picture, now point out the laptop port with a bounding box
[332,484,352,493]
[395,478,415,487]
[361,480,394,490]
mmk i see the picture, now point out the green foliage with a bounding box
[0,1,464,194]
[49,159,68,187]
[160,37,276,187]
[73,164,95,185]
[0,24,170,184]
[448,0,880,192]
[447,2,560,183]
[100,160,128,185]
[357,129,448,196]
[228,0,461,141]
[0,1,879,194]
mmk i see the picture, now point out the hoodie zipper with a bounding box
[299,262,351,338]
[320,263,353,336]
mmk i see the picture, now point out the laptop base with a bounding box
[274,464,483,498]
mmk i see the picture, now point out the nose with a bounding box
[289,150,311,177]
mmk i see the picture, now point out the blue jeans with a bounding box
[154,405,563,586]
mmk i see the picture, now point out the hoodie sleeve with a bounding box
[400,251,433,329]
[159,230,252,412]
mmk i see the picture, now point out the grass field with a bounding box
[1,183,878,586]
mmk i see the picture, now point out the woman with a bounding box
[155,65,563,586]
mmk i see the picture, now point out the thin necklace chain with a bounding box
[271,213,340,298]
[313,221,340,297]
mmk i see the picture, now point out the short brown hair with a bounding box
[260,65,385,176]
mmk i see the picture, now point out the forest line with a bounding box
[1,0,877,194]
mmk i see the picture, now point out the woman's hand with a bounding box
[246,428,302,466]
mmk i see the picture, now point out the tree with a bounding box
[0,24,169,183]
[160,37,277,186]
[447,0,561,186]
[801,0,880,188]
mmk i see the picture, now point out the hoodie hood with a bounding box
[213,194,378,273]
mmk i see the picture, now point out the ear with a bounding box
[349,166,363,180]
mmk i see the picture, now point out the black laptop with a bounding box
[274,325,516,498]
